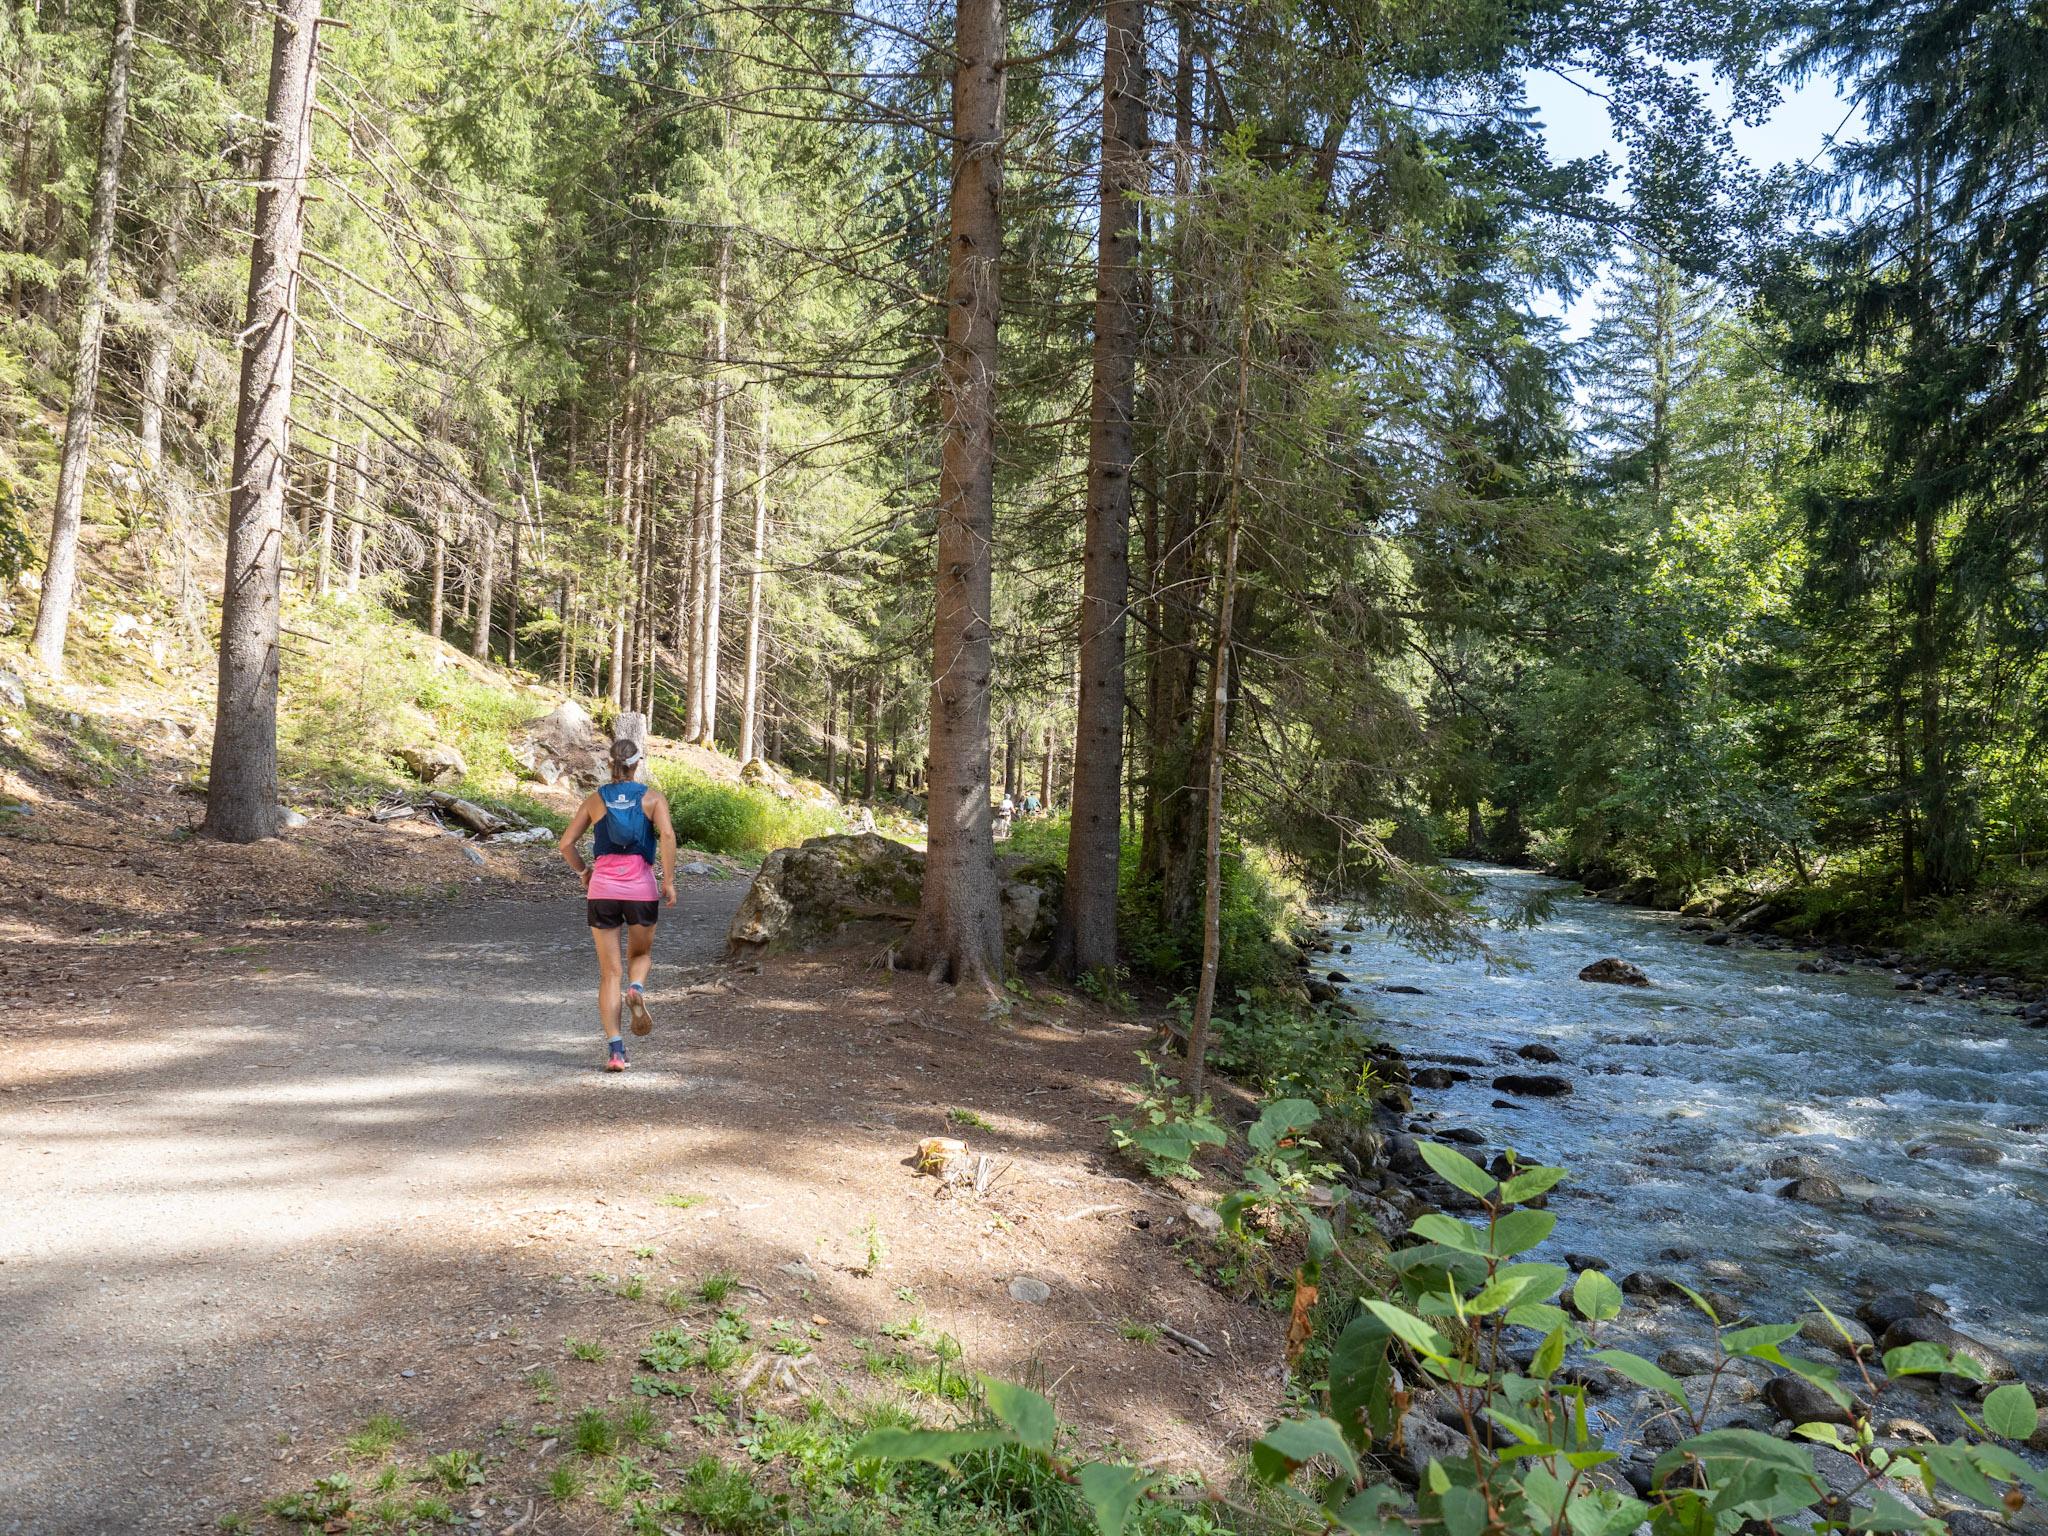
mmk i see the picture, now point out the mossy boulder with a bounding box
[727,833,1056,954]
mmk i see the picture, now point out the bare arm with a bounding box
[558,794,600,890]
[646,789,679,904]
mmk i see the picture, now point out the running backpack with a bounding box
[593,781,658,863]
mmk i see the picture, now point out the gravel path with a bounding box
[0,882,741,1535]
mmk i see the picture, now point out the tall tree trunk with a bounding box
[204,0,321,842]
[1040,722,1053,808]
[29,0,137,674]
[903,0,1006,987]
[823,674,838,792]
[138,205,183,473]
[739,386,770,764]
[428,506,446,641]
[1183,242,1254,1100]
[505,511,521,666]
[470,510,495,659]
[314,425,337,595]
[699,238,731,745]
[1053,0,1145,977]
[685,436,708,739]
[864,670,881,801]
[344,428,368,592]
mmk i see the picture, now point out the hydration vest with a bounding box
[593,780,658,863]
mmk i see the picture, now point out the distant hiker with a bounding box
[1022,791,1040,817]
[557,739,678,1071]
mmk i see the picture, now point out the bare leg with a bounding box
[591,925,623,1040]
[625,923,655,989]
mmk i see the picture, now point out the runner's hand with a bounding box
[662,878,678,907]
[579,866,593,892]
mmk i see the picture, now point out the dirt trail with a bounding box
[0,878,1281,1535]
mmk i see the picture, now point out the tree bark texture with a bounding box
[698,236,731,746]
[204,0,321,842]
[903,0,1006,987]
[30,0,137,674]
[1052,0,1145,977]
[739,385,769,764]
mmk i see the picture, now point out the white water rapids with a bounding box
[1325,864,2048,1375]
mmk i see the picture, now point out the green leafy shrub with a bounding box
[863,1141,2046,1536]
[1106,1052,1227,1179]
[650,761,840,856]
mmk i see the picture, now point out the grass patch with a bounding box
[650,760,840,856]
[946,1107,995,1131]
[565,1337,608,1363]
[571,1406,620,1459]
[343,1412,408,1459]
[658,1192,707,1210]
[694,1269,741,1305]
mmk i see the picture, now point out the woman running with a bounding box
[556,739,678,1071]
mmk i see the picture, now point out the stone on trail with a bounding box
[1182,1200,1223,1236]
[1007,1276,1052,1304]
[276,806,308,830]
[1578,957,1651,986]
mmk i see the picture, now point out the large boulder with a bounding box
[396,742,467,784]
[514,699,608,788]
[726,834,1055,954]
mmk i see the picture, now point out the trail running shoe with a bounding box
[627,982,654,1037]
[606,1037,629,1072]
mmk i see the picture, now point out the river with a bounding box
[1325,863,2048,1375]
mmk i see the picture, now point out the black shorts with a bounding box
[587,899,659,930]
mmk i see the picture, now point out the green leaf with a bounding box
[1250,1415,1360,1485]
[1984,1384,2039,1440]
[1532,1323,1568,1380]
[1720,1324,1800,1357]
[1573,1269,1624,1323]
[1652,1429,1821,1524]
[1330,1486,1404,1536]
[1566,1488,1653,1536]
[980,1380,1057,1454]
[1075,1463,1155,1536]
[1591,1348,1689,1410]
[1329,1309,1395,1451]
[1248,1097,1319,1155]
[1497,1165,1567,1205]
[846,1427,1015,1467]
[1417,1141,1497,1200]
[1440,1484,1487,1536]
[1489,1208,1557,1257]
[1881,1342,1958,1378]
[1468,1271,1540,1314]
[1919,1443,1999,1504]
[1363,1300,1453,1358]
[1847,1489,1944,1532]
[1506,1302,1571,1332]
[1410,1213,1484,1252]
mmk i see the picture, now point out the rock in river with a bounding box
[1516,1042,1564,1063]
[1763,1372,1860,1427]
[1411,1067,1468,1090]
[1494,1072,1573,1097]
[1779,1174,1845,1206]
[1579,957,1651,986]
[1856,1291,1949,1334]
[1797,1310,1875,1358]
